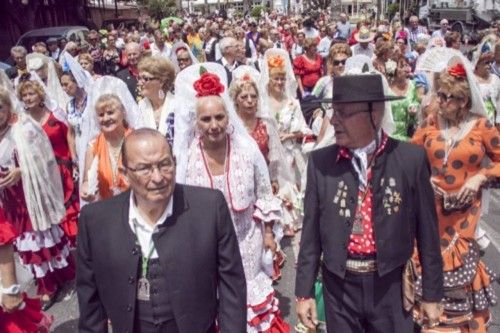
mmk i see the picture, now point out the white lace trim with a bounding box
[20,245,71,278]
[253,196,282,223]
[14,225,65,252]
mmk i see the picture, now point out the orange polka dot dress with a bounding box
[411,115,500,332]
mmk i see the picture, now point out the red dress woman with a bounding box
[41,112,80,246]
[0,211,53,333]
[11,80,76,308]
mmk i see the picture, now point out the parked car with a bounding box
[16,26,89,51]
[0,61,11,71]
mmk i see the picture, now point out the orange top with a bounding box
[92,129,132,200]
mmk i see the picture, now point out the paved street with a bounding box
[19,190,499,332]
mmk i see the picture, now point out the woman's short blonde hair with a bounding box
[78,53,94,64]
[374,39,394,59]
[229,79,259,104]
[439,68,472,109]
[303,37,318,49]
[328,43,352,63]
[17,80,46,101]
[95,94,125,114]
[138,56,176,91]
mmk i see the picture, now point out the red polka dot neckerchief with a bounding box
[337,133,389,235]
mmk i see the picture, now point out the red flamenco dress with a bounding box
[0,127,75,297]
[0,210,53,333]
[42,113,80,247]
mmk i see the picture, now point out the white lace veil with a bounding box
[230,65,296,185]
[259,48,298,105]
[471,34,496,69]
[169,41,199,73]
[173,62,270,185]
[416,47,487,117]
[80,76,141,156]
[0,71,65,232]
[25,53,70,109]
[60,53,94,91]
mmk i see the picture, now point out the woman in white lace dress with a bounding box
[137,56,176,145]
[174,63,290,333]
[260,49,311,236]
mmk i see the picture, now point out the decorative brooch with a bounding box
[381,177,402,215]
[333,181,351,218]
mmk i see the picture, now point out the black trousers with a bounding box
[322,266,416,333]
[135,319,216,333]
[134,319,179,333]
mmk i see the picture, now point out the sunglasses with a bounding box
[332,59,347,66]
[437,91,462,102]
[177,57,191,62]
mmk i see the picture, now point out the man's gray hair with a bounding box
[219,37,236,55]
[11,46,27,57]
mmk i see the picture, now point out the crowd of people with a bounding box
[0,8,499,333]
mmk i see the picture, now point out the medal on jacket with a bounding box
[352,185,370,235]
[133,221,155,301]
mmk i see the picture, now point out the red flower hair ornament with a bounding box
[193,67,225,97]
[448,63,467,79]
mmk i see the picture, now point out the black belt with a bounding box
[348,252,377,260]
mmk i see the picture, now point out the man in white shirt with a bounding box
[351,26,375,58]
[318,25,335,59]
[77,129,246,333]
[431,19,449,39]
[151,29,172,58]
[216,37,241,85]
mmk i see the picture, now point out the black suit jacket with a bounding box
[5,66,18,80]
[116,67,139,100]
[77,184,246,333]
[295,138,443,302]
[215,58,241,86]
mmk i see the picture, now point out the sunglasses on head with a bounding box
[333,59,347,66]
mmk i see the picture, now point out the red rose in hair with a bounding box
[448,63,466,78]
[193,72,225,97]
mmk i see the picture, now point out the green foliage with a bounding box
[387,3,400,19]
[251,5,265,19]
[144,0,178,20]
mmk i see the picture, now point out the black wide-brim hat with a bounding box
[310,74,404,104]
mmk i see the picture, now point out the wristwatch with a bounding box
[1,284,20,295]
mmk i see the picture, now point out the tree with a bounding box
[303,0,330,10]
[137,0,178,20]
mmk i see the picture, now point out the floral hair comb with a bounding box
[267,55,285,70]
[193,66,225,97]
[447,63,466,78]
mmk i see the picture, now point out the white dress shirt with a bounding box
[128,192,173,259]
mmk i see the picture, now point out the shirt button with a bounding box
[132,247,139,255]
[340,264,345,270]
[128,276,135,284]
[349,197,356,204]
[126,304,133,312]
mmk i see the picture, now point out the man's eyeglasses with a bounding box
[332,59,347,66]
[437,91,462,103]
[138,75,158,82]
[332,109,368,120]
[480,60,493,66]
[125,159,175,177]
[177,57,191,62]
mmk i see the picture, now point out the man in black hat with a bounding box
[295,73,444,332]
